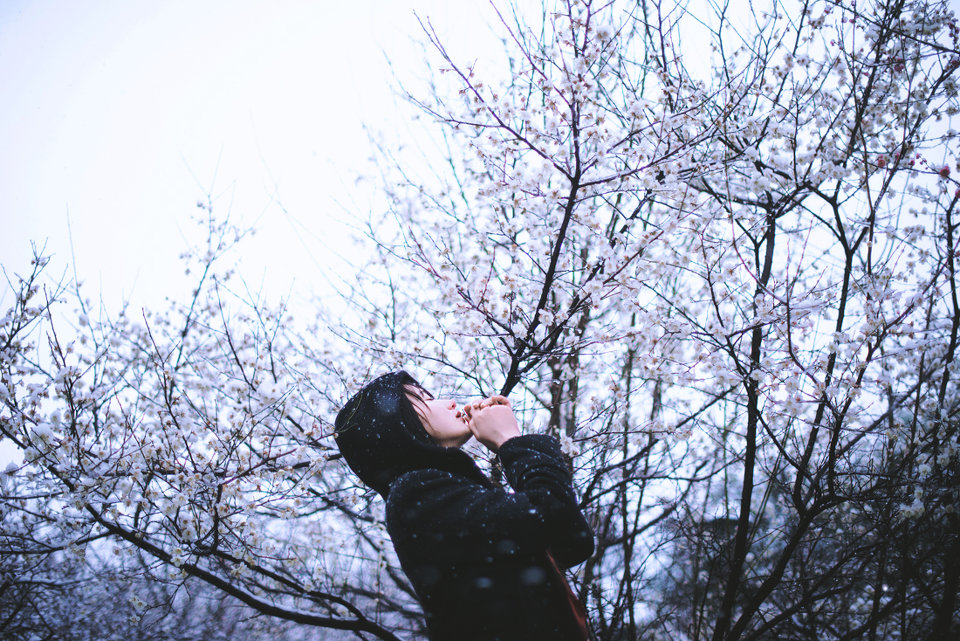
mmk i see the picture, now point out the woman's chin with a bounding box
[449,429,473,448]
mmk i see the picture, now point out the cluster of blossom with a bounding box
[354,3,953,631]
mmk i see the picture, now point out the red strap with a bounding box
[546,554,589,640]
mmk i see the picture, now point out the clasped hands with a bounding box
[463,395,520,452]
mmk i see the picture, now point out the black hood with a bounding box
[334,371,490,497]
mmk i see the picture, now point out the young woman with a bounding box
[334,371,594,641]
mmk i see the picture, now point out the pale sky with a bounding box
[0,0,492,309]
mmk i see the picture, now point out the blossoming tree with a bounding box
[2,0,958,640]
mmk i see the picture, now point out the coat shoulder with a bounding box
[386,468,481,523]
[387,468,463,502]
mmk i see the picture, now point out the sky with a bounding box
[0,0,493,309]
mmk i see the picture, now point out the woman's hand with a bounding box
[464,396,520,452]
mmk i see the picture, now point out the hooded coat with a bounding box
[335,372,594,641]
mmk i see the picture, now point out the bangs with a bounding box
[403,383,434,414]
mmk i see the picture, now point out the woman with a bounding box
[334,371,594,641]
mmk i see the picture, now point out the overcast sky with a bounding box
[0,0,492,309]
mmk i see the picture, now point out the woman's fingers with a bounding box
[478,396,510,409]
[487,395,510,407]
[463,395,511,421]
[462,402,520,452]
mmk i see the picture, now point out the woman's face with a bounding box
[405,386,472,448]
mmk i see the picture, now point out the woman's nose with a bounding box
[446,399,457,409]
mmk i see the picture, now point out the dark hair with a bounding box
[335,370,431,442]
[333,371,489,496]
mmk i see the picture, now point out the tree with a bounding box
[0,539,330,641]
[2,1,959,639]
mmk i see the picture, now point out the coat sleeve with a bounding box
[387,434,594,569]
[497,434,594,568]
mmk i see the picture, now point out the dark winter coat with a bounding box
[334,372,594,641]
[387,434,594,641]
